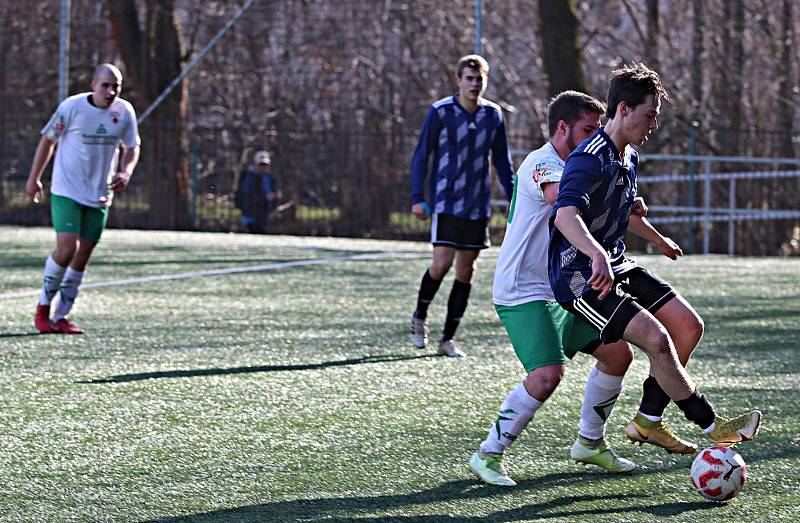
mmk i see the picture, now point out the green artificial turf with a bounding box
[0,226,797,522]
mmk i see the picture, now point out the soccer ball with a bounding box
[690,446,747,501]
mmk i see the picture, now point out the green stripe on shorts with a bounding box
[495,300,600,373]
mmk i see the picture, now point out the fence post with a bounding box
[190,139,198,228]
[702,159,712,254]
[728,178,736,254]
[687,121,699,254]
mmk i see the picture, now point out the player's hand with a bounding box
[631,197,648,217]
[658,236,683,260]
[109,171,132,192]
[411,202,430,221]
[25,179,44,204]
[588,252,613,300]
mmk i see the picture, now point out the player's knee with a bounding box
[429,261,451,280]
[455,265,474,282]
[687,314,704,345]
[616,344,634,370]
[643,327,674,358]
[54,245,77,264]
[525,365,564,399]
[596,343,633,375]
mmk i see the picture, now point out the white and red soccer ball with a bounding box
[690,446,747,501]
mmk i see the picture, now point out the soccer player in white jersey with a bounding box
[25,63,140,334]
[470,91,645,486]
[408,54,514,358]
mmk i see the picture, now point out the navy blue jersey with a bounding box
[410,95,514,220]
[548,129,639,303]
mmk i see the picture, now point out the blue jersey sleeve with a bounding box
[409,106,440,205]
[555,153,603,214]
[490,116,514,199]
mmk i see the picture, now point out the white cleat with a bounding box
[570,438,637,473]
[410,315,429,349]
[438,339,466,358]
[469,451,516,486]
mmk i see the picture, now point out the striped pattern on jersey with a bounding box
[547,128,640,303]
[409,95,513,220]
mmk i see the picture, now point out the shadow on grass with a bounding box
[77,353,440,384]
[148,478,718,522]
[0,332,45,338]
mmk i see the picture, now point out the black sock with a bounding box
[441,279,471,341]
[675,389,716,429]
[414,269,442,321]
[639,376,672,417]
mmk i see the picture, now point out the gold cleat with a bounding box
[707,411,763,447]
[626,414,698,455]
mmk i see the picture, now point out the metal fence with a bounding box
[2,127,799,255]
[638,154,800,255]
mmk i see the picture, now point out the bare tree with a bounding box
[538,0,588,98]
[108,0,192,229]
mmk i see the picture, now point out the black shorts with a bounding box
[561,265,676,343]
[431,213,490,250]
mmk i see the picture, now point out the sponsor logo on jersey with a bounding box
[96,124,107,135]
[54,116,65,136]
[532,162,550,183]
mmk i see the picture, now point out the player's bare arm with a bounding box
[631,196,647,217]
[554,205,613,298]
[109,145,140,192]
[542,182,559,206]
[25,135,57,203]
[628,214,683,260]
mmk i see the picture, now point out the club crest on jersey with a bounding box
[532,162,550,182]
[54,116,65,135]
[110,111,120,124]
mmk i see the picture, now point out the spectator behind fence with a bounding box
[235,150,280,233]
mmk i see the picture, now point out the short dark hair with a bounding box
[606,63,669,118]
[456,54,489,78]
[547,90,606,137]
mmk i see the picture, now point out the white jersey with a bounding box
[493,142,564,305]
[42,93,140,208]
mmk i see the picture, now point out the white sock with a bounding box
[52,267,84,321]
[639,412,662,422]
[39,255,67,306]
[480,382,543,455]
[578,366,624,441]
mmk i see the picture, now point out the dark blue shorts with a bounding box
[560,265,676,343]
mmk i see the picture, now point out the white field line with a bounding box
[0,251,427,301]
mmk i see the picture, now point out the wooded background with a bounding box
[1,0,798,255]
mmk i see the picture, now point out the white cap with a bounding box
[254,150,271,165]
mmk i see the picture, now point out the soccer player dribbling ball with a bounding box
[548,63,762,451]
[25,63,141,334]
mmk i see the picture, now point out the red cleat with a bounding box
[49,318,84,335]
[35,304,53,333]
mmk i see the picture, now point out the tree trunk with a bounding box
[645,0,660,70]
[108,0,192,229]
[537,0,588,98]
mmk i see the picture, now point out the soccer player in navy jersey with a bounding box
[408,54,514,358]
[549,63,762,449]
